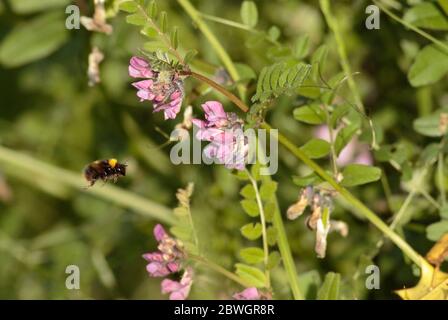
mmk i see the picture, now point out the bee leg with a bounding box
[81,180,95,190]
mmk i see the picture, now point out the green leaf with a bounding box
[334,123,359,155]
[260,181,278,201]
[235,63,256,81]
[426,220,448,241]
[267,26,280,41]
[170,27,178,50]
[183,49,197,64]
[251,163,261,181]
[311,44,328,81]
[126,13,146,26]
[440,205,448,219]
[11,0,70,14]
[413,112,445,137]
[292,173,323,187]
[341,164,382,187]
[294,35,310,59]
[267,251,281,270]
[235,263,266,288]
[240,223,263,240]
[439,0,448,15]
[252,62,311,102]
[263,201,276,222]
[300,139,331,159]
[266,226,277,246]
[240,184,256,199]
[317,272,341,300]
[233,170,250,180]
[298,270,321,299]
[408,44,448,87]
[170,225,191,242]
[0,12,68,68]
[404,3,448,31]
[240,199,259,217]
[330,103,351,128]
[147,0,157,18]
[119,1,138,13]
[241,1,258,28]
[160,11,168,33]
[239,247,265,264]
[293,105,326,124]
[142,26,158,37]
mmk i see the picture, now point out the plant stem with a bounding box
[261,123,426,268]
[246,169,271,289]
[197,12,280,46]
[0,145,176,225]
[257,147,304,300]
[373,0,448,54]
[438,152,446,206]
[198,12,255,33]
[189,254,251,287]
[177,0,246,100]
[188,71,248,112]
[420,190,441,210]
[324,106,338,176]
[319,0,365,113]
[390,190,417,230]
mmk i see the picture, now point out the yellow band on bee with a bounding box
[108,158,118,168]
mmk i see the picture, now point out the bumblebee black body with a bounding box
[84,159,127,187]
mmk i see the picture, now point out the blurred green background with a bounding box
[0,0,447,299]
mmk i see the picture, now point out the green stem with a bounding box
[261,123,426,268]
[198,12,255,32]
[319,0,365,113]
[390,190,417,230]
[177,0,246,100]
[373,0,448,54]
[257,147,304,300]
[246,169,271,289]
[188,71,248,112]
[324,106,338,176]
[197,12,280,46]
[420,190,441,210]
[0,145,175,225]
[189,254,251,287]
[438,152,446,206]
[380,171,394,213]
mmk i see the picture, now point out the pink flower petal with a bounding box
[161,279,182,294]
[202,101,227,125]
[129,56,153,78]
[153,224,167,242]
[132,79,153,90]
[233,287,260,300]
[142,252,164,262]
[146,262,170,277]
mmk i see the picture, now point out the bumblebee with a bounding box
[84,158,127,187]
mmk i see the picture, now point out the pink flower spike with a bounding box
[128,56,184,120]
[233,287,261,300]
